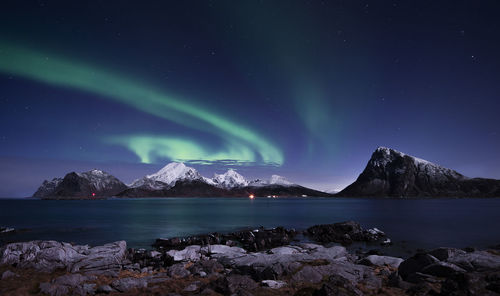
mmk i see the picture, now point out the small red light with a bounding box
[92,193,96,197]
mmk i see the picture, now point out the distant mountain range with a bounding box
[337,147,500,197]
[33,147,500,199]
[33,162,331,199]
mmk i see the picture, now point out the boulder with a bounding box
[359,255,404,268]
[70,241,127,273]
[111,277,148,292]
[167,245,201,262]
[398,253,439,280]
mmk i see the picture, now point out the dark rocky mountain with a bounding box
[33,169,128,199]
[337,147,500,197]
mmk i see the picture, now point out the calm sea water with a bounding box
[0,197,499,256]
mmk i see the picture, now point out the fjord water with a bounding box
[0,198,499,255]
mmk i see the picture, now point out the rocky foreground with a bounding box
[0,222,499,295]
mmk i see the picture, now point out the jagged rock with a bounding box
[306,221,385,245]
[154,226,297,252]
[359,255,404,268]
[111,277,148,292]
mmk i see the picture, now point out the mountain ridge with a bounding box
[34,163,329,198]
[337,147,500,198]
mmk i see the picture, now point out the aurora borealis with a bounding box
[1,1,500,196]
[0,43,283,166]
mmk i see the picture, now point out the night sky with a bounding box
[1,1,500,197]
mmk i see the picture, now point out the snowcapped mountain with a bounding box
[33,169,127,198]
[118,162,330,197]
[129,163,296,191]
[338,147,500,197]
[369,147,464,181]
[212,169,249,188]
[269,175,294,186]
[130,162,205,189]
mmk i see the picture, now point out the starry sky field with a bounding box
[1,1,500,197]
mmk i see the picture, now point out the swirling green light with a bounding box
[108,135,256,165]
[0,42,283,165]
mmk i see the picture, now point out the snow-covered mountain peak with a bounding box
[212,169,248,188]
[269,175,294,186]
[77,169,123,191]
[131,162,203,188]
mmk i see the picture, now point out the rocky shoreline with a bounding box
[1,221,499,295]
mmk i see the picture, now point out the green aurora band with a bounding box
[108,135,256,165]
[0,43,283,165]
